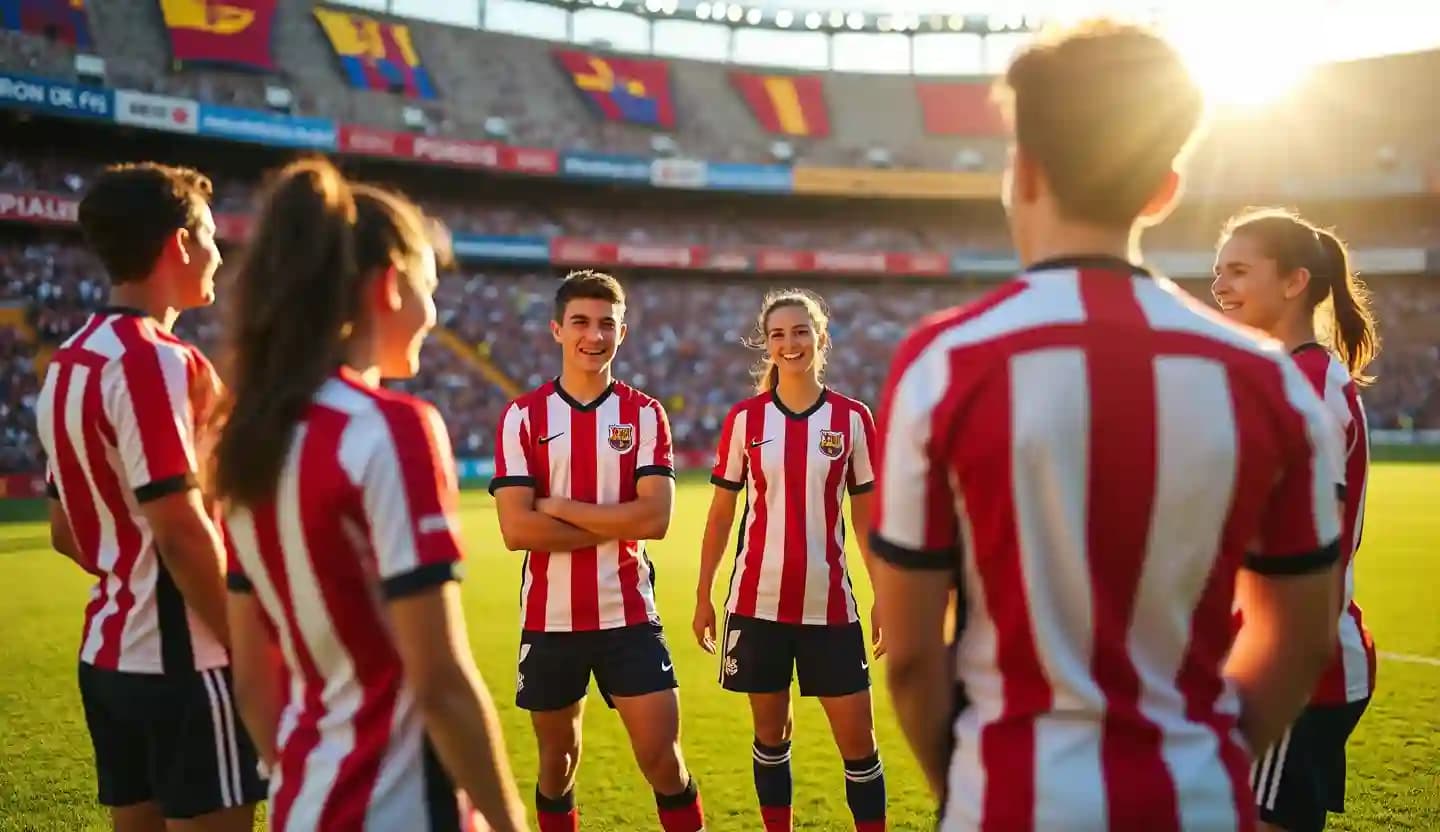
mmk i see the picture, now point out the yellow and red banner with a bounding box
[158,0,276,71]
[314,7,436,99]
[729,71,829,138]
[554,49,675,128]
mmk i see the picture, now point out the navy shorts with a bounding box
[720,613,870,698]
[516,622,679,711]
[1252,698,1370,832]
[78,663,265,818]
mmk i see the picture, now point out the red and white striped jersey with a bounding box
[710,389,876,625]
[223,369,482,832]
[491,379,675,633]
[1291,344,1375,705]
[36,307,228,675]
[871,258,1344,832]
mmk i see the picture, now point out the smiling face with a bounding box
[765,301,823,384]
[552,296,626,375]
[1212,231,1309,334]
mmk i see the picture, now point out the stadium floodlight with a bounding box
[746,6,762,24]
[644,0,659,12]
[828,10,844,28]
[695,1,711,19]
[804,10,822,29]
[726,4,743,22]
[845,11,864,29]
[775,9,793,27]
[947,13,963,31]
[876,15,891,31]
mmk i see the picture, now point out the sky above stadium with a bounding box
[345,0,1440,88]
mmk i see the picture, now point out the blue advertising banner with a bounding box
[456,458,496,483]
[560,151,652,183]
[451,234,551,264]
[196,103,336,149]
[0,72,111,121]
[706,162,793,193]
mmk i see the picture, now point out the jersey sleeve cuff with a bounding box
[226,572,254,593]
[382,561,464,599]
[709,473,743,491]
[487,475,535,495]
[869,531,958,571]
[1244,538,1341,576]
[134,473,197,504]
[636,465,676,481]
[848,481,875,496]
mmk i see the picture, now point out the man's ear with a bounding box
[616,321,628,347]
[1013,145,1042,206]
[1138,169,1182,223]
[170,227,192,265]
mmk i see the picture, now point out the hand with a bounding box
[870,606,886,659]
[534,497,562,518]
[693,598,717,654]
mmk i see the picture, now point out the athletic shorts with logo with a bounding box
[78,663,265,818]
[516,622,679,711]
[720,613,870,697]
[1251,698,1370,832]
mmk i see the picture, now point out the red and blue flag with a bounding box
[554,49,675,129]
[0,0,92,49]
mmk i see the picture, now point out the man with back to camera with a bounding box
[869,20,1346,831]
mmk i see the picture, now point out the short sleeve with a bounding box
[366,400,465,599]
[636,399,675,480]
[104,335,197,502]
[1246,362,1344,575]
[869,339,959,571]
[847,403,877,495]
[709,404,747,491]
[223,524,252,593]
[488,401,534,494]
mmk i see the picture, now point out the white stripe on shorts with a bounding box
[210,669,245,802]
[201,669,236,808]
[1264,727,1293,810]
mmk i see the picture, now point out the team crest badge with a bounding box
[818,430,844,459]
[608,424,635,452]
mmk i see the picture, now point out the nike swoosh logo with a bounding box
[860,661,869,670]
[748,439,773,448]
[537,433,565,445]
[661,662,674,672]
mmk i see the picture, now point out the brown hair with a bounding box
[1221,208,1380,383]
[77,163,214,284]
[748,289,830,393]
[214,158,441,505]
[553,269,625,322]
[996,19,1204,228]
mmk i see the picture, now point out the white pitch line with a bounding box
[1379,651,1440,668]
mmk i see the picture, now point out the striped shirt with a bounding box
[871,257,1344,832]
[36,306,227,675]
[490,379,675,633]
[224,370,480,831]
[710,388,876,625]
[1291,344,1375,706]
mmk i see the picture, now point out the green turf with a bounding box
[1,466,1436,831]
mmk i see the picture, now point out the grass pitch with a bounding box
[1,466,1436,831]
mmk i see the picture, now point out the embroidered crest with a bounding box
[818,430,844,459]
[608,424,635,452]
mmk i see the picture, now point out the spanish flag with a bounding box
[729,71,830,138]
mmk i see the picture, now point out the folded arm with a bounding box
[538,474,675,541]
[493,485,609,552]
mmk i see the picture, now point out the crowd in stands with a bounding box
[3,232,1437,473]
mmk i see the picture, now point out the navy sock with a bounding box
[843,751,886,823]
[752,738,793,809]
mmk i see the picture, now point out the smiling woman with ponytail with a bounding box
[215,158,529,832]
[1212,207,1380,832]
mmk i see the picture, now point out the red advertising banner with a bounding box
[551,238,708,270]
[757,247,950,276]
[0,190,77,225]
[337,124,559,175]
[0,473,46,499]
[212,211,252,241]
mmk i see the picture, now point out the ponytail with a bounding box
[1313,229,1380,384]
[215,159,436,505]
